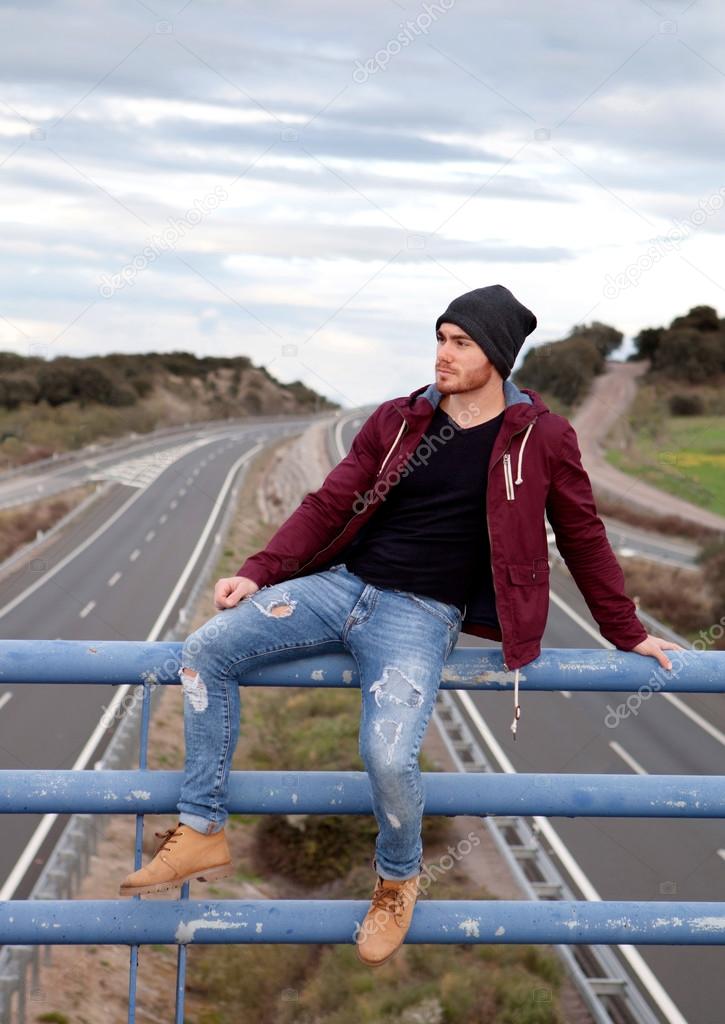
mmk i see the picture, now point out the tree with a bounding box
[0,374,38,409]
[37,364,75,406]
[652,328,723,383]
[567,321,623,357]
[632,327,663,361]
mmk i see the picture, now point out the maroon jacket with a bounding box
[236,378,648,673]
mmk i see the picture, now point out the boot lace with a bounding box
[370,879,415,926]
[153,826,183,856]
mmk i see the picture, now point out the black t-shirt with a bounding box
[343,403,504,622]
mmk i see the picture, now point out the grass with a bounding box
[190,903,566,1024]
[618,556,718,643]
[605,403,725,516]
[182,424,571,1024]
[0,481,97,563]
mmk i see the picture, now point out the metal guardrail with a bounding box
[0,411,326,484]
[0,432,259,1023]
[0,643,723,1023]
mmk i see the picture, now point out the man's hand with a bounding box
[214,575,259,610]
[630,633,685,671]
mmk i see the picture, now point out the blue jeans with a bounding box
[176,563,463,880]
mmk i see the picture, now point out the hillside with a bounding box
[0,350,338,470]
[605,304,725,518]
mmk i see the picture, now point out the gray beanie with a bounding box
[435,284,537,380]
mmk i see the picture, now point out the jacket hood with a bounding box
[398,377,550,423]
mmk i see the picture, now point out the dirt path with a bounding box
[571,359,725,532]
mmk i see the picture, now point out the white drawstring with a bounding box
[377,420,406,477]
[510,668,521,740]
[514,422,534,485]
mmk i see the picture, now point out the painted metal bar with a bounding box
[1,900,724,945]
[127,679,152,1023]
[1,641,723,693]
[0,769,723,818]
[175,881,190,1024]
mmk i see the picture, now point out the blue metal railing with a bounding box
[0,639,724,1023]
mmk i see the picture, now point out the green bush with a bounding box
[0,373,38,409]
[653,328,723,383]
[632,326,663,360]
[516,336,604,405]
[0,350,28,373]
[37,364,75,406]
[668,393,705,416]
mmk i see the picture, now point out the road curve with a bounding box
[572,359,725,532]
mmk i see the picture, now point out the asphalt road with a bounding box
[0,416,312,896]
[0,404,721,1023]
[334,408,724,1024]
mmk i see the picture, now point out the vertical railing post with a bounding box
[174,881,190,1022]
[127,679,152,1023]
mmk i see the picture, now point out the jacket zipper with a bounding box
[377,419,407,478]
[487,418,537,671]
[291,412,409,578]
[502,452,514,500]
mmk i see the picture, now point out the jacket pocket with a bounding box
[506,561,550,642]
[507,561,550,585]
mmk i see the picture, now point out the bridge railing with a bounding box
[0,639,724,1024]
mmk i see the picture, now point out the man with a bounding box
[119,284,681,967]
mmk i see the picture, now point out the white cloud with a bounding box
[0,0,722,406]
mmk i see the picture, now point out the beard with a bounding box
[437,361,495,394]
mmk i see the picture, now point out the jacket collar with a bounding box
[395,378,548,436]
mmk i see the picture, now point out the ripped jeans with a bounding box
[176,562,463,880]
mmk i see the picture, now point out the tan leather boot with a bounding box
[355,871,420,966]
[119,824,233,897]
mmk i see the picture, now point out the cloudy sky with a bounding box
[0,0,722,408]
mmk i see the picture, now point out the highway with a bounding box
[0,403,720,1023]
[332,408,724,1024]
[0,415,314,897]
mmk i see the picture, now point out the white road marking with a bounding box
[549,589,725,751]
[0,442,263,904]
[85,437,212,490]
[330,421,687,1023]
[159,513,168,525]
[145,530,155,542]
[179,488,186,496]
[169,499,178,509]
[0,485,146,623]
[0,692,13,712]
[107,572,122,587]
[609,740,648,775]
[129,548,140,561]
[717,849,725,863]
[455,688,688,1024]
[334,409,363,466]
[79,600,95,618]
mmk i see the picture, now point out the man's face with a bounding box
[435,322,499,393]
